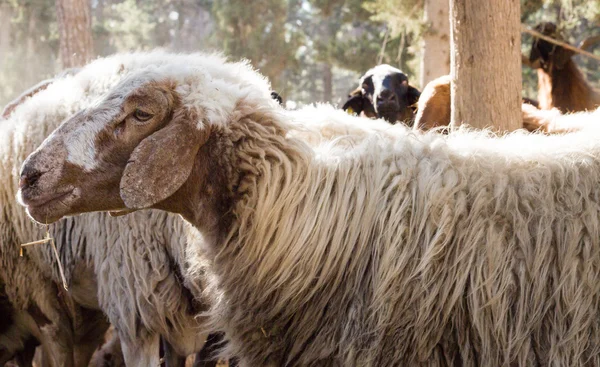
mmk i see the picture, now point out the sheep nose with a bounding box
[19,166,43,190]
[377,90,397,104]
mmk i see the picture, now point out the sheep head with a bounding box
[342,64,420,124]
[529,22,574,71]
[18,71,215,224]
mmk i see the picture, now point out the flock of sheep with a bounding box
[1,21,600,367]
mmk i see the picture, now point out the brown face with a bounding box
[18,78,184,224]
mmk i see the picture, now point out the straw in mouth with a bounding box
[20,225,68,291]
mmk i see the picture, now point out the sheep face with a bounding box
[342,64,420,124]
[18,74,202,224]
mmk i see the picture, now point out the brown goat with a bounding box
[530,22,600,113]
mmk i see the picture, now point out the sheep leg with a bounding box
[37,322,74,367]
[28,284,75,367]
[88,329,125,367]
[193,333,230,367]
[72,306,110,367]
[0,348,14,366]
[13,336,38,367]
[119,331,160,367]
[160,336,186,367]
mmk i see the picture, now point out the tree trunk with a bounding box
[55,0,94,68]
[450,0,521,132]
[26,9,37,59]
[323,63,333,103]
[0,3,12,61]
[420,0,450,88]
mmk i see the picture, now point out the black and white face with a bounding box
[342,64,420,124]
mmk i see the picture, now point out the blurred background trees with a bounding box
[55,0,94,67]
[0,0,599,108]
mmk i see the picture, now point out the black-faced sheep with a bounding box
[529,22,600,113]
[342,64,421,124]
[18,51,600,366]
[1,57,227,367]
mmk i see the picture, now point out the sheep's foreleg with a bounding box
[72,306,110,367]
[160,336,186,367]
[119,331,160,367]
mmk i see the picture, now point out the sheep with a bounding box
[0,79,110,367]
[521,103,600,134]
[342,64,421,124]
[0,57,229,366]
[529,22,600,113]
[17,50,600,366]
[413,74,551,132]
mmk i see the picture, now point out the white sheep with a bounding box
[19,50,600,366]
[1,55,226,366]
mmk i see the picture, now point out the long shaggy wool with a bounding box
[0,53,216,365]
[15,51,600,366]
[195,100,600,366]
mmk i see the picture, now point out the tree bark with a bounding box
[323,63,333,103]
[0,3,12,61]
[450,0,521,132]
[55,0,94,68]
[420,0,450,88]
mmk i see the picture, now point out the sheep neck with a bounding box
[538,60,600,113]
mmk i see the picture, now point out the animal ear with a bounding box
[2,79,54,119]
[271,91,283,105]
[407,84,421,112]
[342,94,365,115]
[120,110,206,209]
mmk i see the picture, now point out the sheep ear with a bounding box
[2,78,54,119]
[120,111,205,209]
[271,91,283,105]
[407,85,421,112]
[342,94,365,115]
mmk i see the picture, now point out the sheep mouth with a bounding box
[20,187,74,207]
[20,188,76,223]
[377,109,400,123]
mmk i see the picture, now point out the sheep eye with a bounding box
[132,109,153,122]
